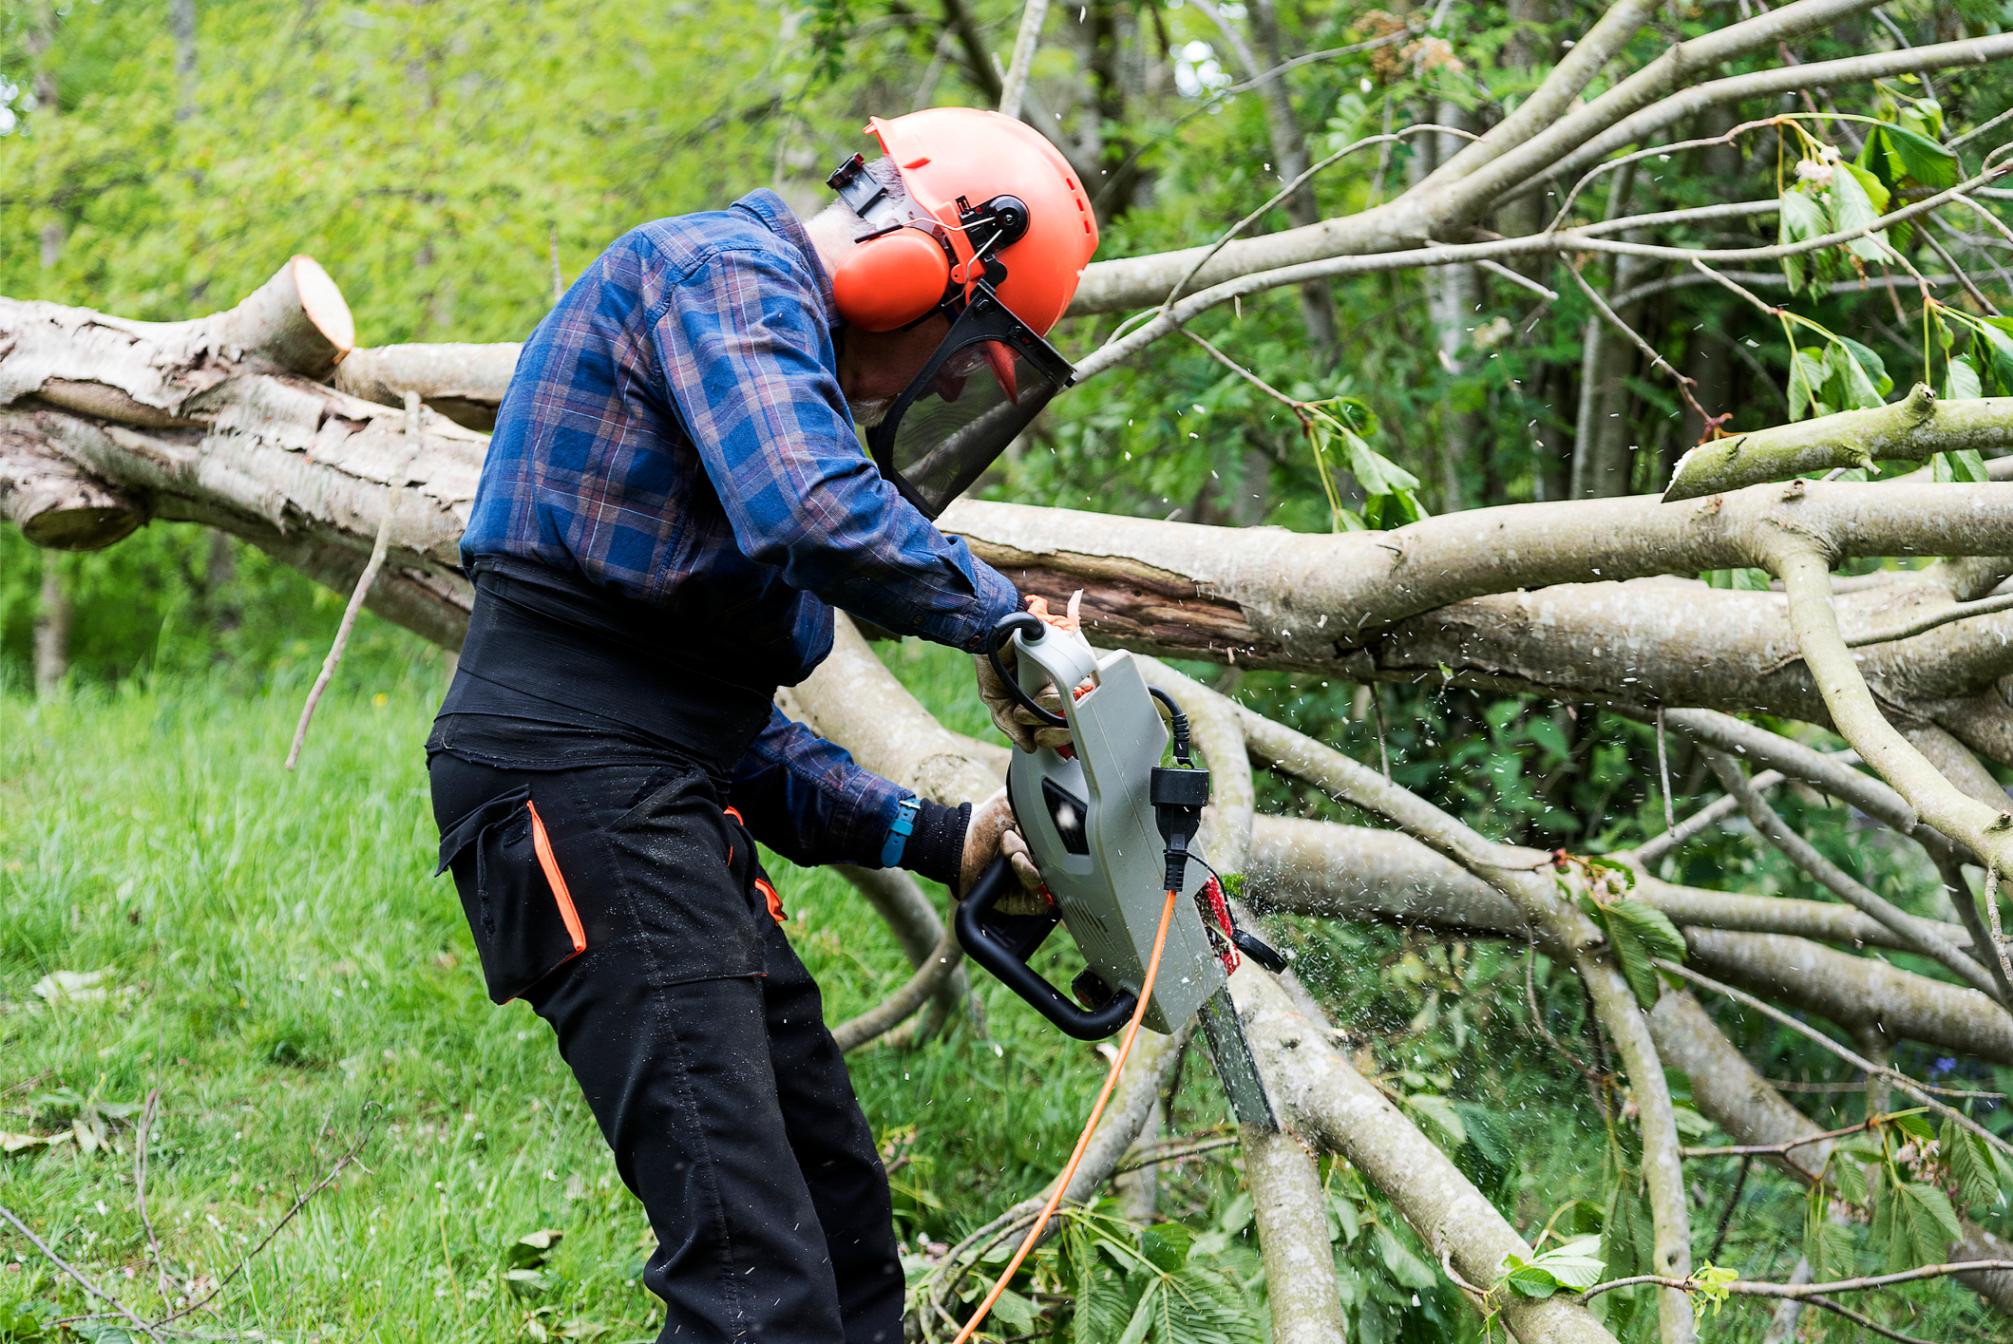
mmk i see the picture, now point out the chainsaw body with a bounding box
[956,622,1226,1038]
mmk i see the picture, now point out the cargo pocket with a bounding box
[436,785,588,1004]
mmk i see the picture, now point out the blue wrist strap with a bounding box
[880,796,922,868]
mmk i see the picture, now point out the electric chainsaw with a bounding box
[957,611,1285,1129]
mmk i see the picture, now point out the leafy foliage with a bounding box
[1054,1207,1262,1344]
[1498,1234,1604,1300]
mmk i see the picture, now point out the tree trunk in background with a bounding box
[1570,166,1648,498]
[172,0,237,631]
[33,562,71,698]
[1676,140,1742,454]
[1246,0,1340,365]
[206,532,241,637]
[169,0,197,121]
[1428,102,1483,510]
[1082,0,1142,217]
[1492,0,1554,247]
[28,0,72,693]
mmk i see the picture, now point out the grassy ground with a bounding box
[0,635,1256,1342]
[2,630,1998,1342]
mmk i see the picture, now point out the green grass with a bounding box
[1,629,1998,1343]
[0,634,1249,1341]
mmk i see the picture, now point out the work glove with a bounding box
[960,789,1048,915]
[974,650,1070,754]
[974,593,1083,754]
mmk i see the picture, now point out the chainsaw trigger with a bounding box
[1197,876,1239,974]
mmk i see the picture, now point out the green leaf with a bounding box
[1374,1222,1438,1291]
[1941,1118,2013,1215]
[1330,1185,1362,1245]
[1830,1154,1870,1207]
[1830,163,1893,263]
[1140,1222,1195,1273]
[1600,898,1687,1009]
[988,1287,1038,1333]
[1338,429,1419,495]
[1836,335,1893,397]
[1670,1105,1714,1140]
[1978,318,2013,394]
[1786,348,1829,421]
[1691,1263,1739,1316]
[1778,190,1827,295]
[1073,1256,1142,1344]
[1803,1188,1856,1282]
[1872,1180,1963,1272]
[1704,567,1774,591]
[1523,715,1569,763]
[69,1327,136,1344]
[1501,1234,1604,1299]
[1942,355,1983,402]
[1602,1185,1653,1278]
[0,1300,55,1342]
[1326,394,1380,436]
[1891,1111,1936,1143]
[1858,121,1959,190]
[1532,1234,1605,1290]
[1404,1093,1468,1148]
[1822,338,1889,414]
[1150,1265,1265,1344]
[1114,1278,1160,1344]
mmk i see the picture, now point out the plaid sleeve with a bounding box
[729,705,906,869]
[649,244,1019,652]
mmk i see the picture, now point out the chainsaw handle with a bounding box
[955,857,1137,1041]
[985,613,1070,730]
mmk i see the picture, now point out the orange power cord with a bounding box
[949,887,1181,1344]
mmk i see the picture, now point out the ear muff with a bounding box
[832,229,952,332]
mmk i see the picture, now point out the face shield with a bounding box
[865,284,1075,519]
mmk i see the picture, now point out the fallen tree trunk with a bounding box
[11,272,2013,753]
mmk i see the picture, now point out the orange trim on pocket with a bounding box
[526,800,588,954]
[755,875,786,924]
[723,806,744,866]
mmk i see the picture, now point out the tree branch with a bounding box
[1768,542,2013,878]
[1701,747,2005,1001]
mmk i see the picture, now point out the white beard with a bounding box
[850,397,894,429]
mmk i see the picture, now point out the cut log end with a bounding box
[211,255,356,379]
[21,503,146,550]
[1,425,149,550]
[288,255,355,359]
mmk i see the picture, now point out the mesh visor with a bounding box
[866,287,1074,518]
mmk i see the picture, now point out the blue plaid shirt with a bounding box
[463,189,1020,865]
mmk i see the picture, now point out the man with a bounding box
[426,107,1097,1343]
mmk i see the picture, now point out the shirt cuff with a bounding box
[903,800,971,891]
[950,557,1022,653]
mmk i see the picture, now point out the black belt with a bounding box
[430,561,774,775]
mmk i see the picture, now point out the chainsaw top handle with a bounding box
[986,611,1070,729]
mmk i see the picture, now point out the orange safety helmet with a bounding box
[831,108,1099,335]
[827,108,1101,519]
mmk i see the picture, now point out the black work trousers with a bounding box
[429,752,904,1343]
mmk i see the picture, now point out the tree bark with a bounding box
[32,560,71,697]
